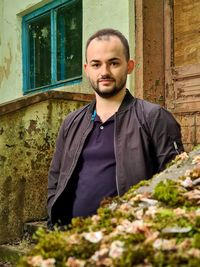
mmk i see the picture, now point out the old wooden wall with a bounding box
[135,0,200,152]
[165,0,200,151]
[174,0,200,67]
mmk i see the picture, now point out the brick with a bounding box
[175,114,195,127]
[183,144,194,153]
[196,114,200,126]
[181,126,195,144]
[196,126,200,144]
[173,114,181,125]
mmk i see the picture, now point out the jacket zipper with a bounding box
[173,141,180,155]
[51,117,93,215]
[114,113,120,196]
[65,119,93,188]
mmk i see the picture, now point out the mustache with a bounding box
[98,75,115,82]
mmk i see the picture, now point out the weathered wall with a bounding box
[0,92,92,244]
[165,0,200,152]
[174,113,200,152]
[0,0,135,104]
[135,0,165,106]
[135,0,200,151]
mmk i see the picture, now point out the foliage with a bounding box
[17,152,200,267]
[153,179,185,206]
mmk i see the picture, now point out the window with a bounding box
[22,0,82,94]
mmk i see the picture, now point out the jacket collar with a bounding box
[118,89,135,112]
[88,89,135,115]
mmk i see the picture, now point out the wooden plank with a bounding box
[135,0,144,99]
[164,0,175,109]
[172,63,200,112]
[135,0,165,105]
[173,63,200,78]
[174,0,200,66]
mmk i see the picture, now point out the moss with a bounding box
[94,207,115,232]
[152,251,166,267]
[192,233,200,249]
[151,250,200,266]
[66,239,99,260]
[153,179,185,207]
[115,244,151,267]
[69,217,93,233]
[195,216,200,228]
[188,259,200,267]
[32,228,68,261]
[17,148,200,267]
[114,233,145,244]
[123,179,151,200]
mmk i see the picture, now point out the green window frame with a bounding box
[22,0,82,94]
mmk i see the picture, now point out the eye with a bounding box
[91,63,100,68]
[110,61,119,66]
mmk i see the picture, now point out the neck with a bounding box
[95,89,126,123]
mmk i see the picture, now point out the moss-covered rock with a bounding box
[17,150,200,267]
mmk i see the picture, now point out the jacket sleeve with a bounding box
[148,107,184,172]
[47,120,65,223]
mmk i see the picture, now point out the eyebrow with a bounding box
[89,58,121,64]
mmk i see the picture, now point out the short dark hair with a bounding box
[85,28,130,62]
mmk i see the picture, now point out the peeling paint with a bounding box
[0,128,4,135]
[27,120,40,135]
[0,43,12,88]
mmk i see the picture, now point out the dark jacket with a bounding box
[47,90,184,226]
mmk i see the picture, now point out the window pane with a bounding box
[28,13,51,88]
[57,0,82,81]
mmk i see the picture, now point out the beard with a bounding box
[88,74,127,99]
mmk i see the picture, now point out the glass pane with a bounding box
[28,13,51,88]
[57,0,82,81]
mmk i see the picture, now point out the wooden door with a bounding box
[135,0,200,151]
[164,0,200,151]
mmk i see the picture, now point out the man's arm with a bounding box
[148,107,184,172]
[47,121,65,225]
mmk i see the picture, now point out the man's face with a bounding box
[84,36,134,98]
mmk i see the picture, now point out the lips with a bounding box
[98,78,114,83]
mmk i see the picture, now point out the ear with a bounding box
[127,60,135,74]
[84,63,89,77]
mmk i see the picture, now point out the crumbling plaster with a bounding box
[0,94,88,244]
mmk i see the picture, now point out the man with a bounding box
[47,28,183,228]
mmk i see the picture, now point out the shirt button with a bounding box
[100,126,104,130]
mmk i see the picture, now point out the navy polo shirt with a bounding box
[70,113,117,218]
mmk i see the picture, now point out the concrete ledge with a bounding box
[0,91,94,116]
[0,242,32,265]
[23,221,47,240]
[0,220,46,266]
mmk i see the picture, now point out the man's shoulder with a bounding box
[134,98,162,112]
[130,98,164,120]
[62,102,92,126]
[133,97,177,126]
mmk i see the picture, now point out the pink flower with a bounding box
[109,241,125,259]
[176,152,189,162]
[192,155,200,165]
[83,231,103,243]
[91,248,109,262]
[181,177,193,188]
[153,238,176,251]
[66,257,85,267]
[27,255,56,267]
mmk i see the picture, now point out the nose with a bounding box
[101,64,110,76]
